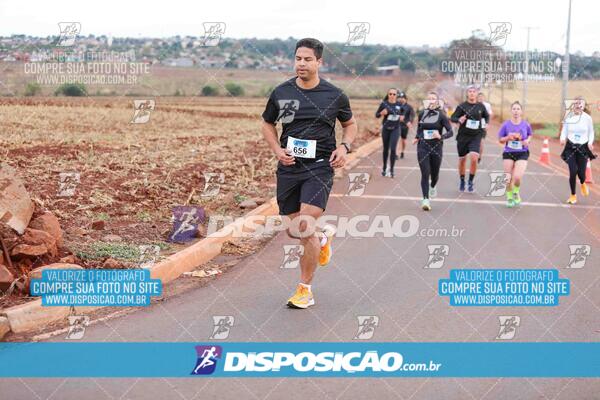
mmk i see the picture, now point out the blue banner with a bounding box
[0,342,599,377]
[29,269,162,307]
[439,269,570,306]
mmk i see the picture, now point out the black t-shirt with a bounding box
[262,77,353,168]
[450,101,490,136]
[398,102,415,128]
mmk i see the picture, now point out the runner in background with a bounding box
[451,85,490,193]
[395,91,415,160]
[375,88,401,178]
[413,92,454,211]
[477,92,493,164]
[497,101,532,208]
[560,96,595,204]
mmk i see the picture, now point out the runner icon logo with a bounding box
[496,316,520,340]
[488,22,512,47]
[425,245,449,269]
[56,22,81,47]
[168,206,205,243]
[200,22,226,47]
[201,172,225,197]
[486,172,511,197]
[57,172,80,197]
[346,22,370,46]
[138,245,160,269]
[130,100,155,124]
[354,316,379,340]
[277,100,299,123]
[566,244,591,269]
[281,245,304,269]
[346,173,371,197]
[65,315,90,340]
[210,316,234,340]
[191,345,222,375]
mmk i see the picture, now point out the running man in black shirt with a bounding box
[413,91,454,210]
[262,38,357,309]
[450,85,490,193]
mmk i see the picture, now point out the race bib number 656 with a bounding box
[466,119,480,129]
[287,136,317,158]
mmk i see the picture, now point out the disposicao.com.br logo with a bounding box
[190,346,442,376]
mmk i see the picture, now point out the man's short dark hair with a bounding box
[295,38,324,59]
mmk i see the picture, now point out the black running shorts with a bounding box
[276,163,334,215]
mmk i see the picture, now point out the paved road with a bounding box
[3,136,600,399]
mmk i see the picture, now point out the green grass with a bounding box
[76,241,171,261]
[535,124,560,138]
[136,211,152,222]
[234,194,247,203]
[95,212,110,221]
[535,123,600,139]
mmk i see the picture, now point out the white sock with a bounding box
[319,233,327,247]
[299,283,312,291]
[318,231,327,247]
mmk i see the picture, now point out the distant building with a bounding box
[164,57,194,67]
[376,65,400,76]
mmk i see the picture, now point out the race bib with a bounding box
[287,136,316,158]
[574,133,581,142]
[466,119,480,129]
[507,140,523,150]
[387,114,400,121]
[423,130,436,140]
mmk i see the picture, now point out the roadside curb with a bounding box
[150,197,279,284]
[0,137,382,337]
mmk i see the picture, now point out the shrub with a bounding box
[54,83,87,97]
[201,85,219,96]
[24,82,42,96]
[224,82,244,97]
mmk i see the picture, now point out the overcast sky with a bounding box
[0,0,598,55]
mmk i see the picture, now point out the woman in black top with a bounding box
[375,88,402,178]
[413,91,454,210]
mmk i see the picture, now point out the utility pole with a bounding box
[560,0,573,135]
[500,81,505,121]
[522,26,538,109]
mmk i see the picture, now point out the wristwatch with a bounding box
[341,142,352,153]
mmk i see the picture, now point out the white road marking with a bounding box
[353,165,559,177]
[402,150,501,158]
[331,193,600,210]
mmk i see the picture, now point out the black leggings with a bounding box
[382,128,400,172]
[566,149,588,195]
[417,140,443,198]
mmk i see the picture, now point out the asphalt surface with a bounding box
[2,135,600,399]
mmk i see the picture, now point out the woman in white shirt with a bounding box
[560,96,595,204]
